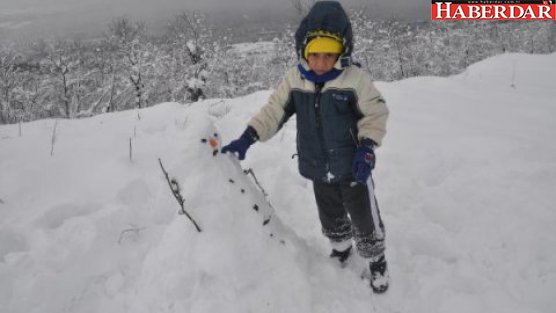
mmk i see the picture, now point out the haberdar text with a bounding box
[432,2,556,20]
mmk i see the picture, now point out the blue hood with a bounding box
[294,1,354,60]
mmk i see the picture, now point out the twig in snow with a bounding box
[511,61,517,89]
[225,154,272,226]
[129,137,133,162]
[244,168,273,225]
[244,168,272,207]
[50,120,59,156]
[158,158,202,232]
[118,225,146,244]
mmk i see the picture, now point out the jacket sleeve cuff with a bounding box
[241,126,259,145]
[359,137,376,148]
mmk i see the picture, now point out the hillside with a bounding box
[1,53,555,313]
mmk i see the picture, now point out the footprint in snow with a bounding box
[0,229,29,262]
[36,203,98,230]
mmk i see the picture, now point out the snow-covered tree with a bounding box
[108,16,151,110]
[0,49,22,123]
[0,10,553,125]
[44,40,79,118]
[166,11,213,102]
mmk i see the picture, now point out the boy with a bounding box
[221,1,389,293]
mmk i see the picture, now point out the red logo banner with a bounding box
[432,1,556,20]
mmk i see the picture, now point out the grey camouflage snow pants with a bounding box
[313,178,385,259]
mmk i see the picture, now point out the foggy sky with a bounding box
[0,0,430,41]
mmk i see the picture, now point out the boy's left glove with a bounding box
[352,138,376,183]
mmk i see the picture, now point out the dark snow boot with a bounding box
[330,245,353,266]
[369,255,389,293]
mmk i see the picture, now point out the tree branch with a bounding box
[158,158,202,232]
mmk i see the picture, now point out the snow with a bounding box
[1,52,555,313]
[187,78,205,89]
[186,40,197,55]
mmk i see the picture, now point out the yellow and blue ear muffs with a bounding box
[300,31,351,66]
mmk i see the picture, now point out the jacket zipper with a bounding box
[314,82,331,181]
[349,127,359,147]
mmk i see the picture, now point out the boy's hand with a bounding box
[221,138,251,160]
[221,127,258,160]
[352,138,376,183]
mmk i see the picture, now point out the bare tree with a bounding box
[47,41,74,118]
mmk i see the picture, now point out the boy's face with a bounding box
[306,53,338,75]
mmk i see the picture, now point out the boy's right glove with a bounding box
[221,126,259,160]
[352,138,376,183]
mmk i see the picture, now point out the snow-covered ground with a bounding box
[1,53,555,313]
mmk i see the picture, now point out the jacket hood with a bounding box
[294,1,353,62]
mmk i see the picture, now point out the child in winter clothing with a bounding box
[221,1,389,293]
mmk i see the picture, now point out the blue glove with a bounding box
[352,138,376,183]
[221,126,258,160]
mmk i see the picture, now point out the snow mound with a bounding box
[1,53,555,313]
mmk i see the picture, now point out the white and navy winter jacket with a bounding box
[248,61,388,182]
